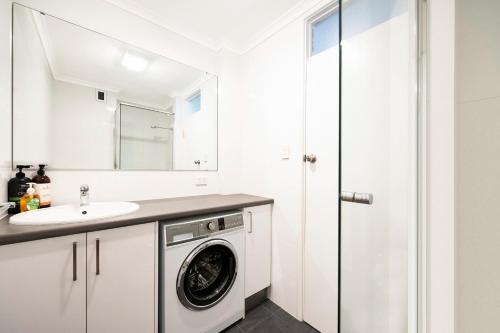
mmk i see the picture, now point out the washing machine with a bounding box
[160,211,245,333]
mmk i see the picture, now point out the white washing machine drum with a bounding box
[177,239,238,311]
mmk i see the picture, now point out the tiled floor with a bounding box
[223,300,319,333]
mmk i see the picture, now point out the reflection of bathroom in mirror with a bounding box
[12,3,218,171]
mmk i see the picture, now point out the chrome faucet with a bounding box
[0,202,14,217]
[80,185,90,207]
[0,202,14,208]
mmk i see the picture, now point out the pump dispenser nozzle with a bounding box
[15,165,32,178]
[37,164,47,176]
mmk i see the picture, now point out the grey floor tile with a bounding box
[222,300,320,333]
[248,315,291,333]
[271,307,298,324]
[271,307,320,333]
[221,323,244,333]
[262,300,281,313]
[293,322,320,333]
[238,305,273,332]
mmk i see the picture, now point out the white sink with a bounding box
[9,202,140,226]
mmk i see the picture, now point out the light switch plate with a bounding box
[195,176,208,186]
[280,145,290,160]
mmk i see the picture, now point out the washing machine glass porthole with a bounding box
[177,239,238,311]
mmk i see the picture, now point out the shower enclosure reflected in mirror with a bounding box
[11,3,218,171]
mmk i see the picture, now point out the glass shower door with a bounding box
[340,0,416,332]
[119,103,174,170]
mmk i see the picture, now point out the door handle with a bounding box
[340,191,373,205]
[304,154,317,163]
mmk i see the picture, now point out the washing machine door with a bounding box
[177,239,238,311]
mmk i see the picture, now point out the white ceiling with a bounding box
[34,10,209,108]
[19,0,315,107]
[104,0,307,52]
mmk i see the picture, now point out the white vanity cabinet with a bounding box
[0,233,87,333]
[243,204,272,297]
[87,223,157,333]
[0,222,157,333]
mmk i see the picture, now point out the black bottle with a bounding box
[7,165,32,214]
[32,164,51,208]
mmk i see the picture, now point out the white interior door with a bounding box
[304,6,340,333]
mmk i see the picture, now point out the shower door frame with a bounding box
[300,0,425,332]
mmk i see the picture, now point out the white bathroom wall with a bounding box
[1,0,223,204]
[456,1,500,332]
[238,14,307,318]
[50,80,115,170]
[12,5,53,166]
[426,0,455,332]
[217,50,244,194]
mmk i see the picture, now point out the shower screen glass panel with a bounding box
[340,0,415,332]
[119,104,174,170]
[11,3,218,171]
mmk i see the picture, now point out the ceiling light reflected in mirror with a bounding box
[121,52,149,72]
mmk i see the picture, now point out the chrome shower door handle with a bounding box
[340,191,374,205]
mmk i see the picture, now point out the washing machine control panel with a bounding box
[164,212,243,246]
[200,213,244,235]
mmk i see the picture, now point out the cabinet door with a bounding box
[0,234,86,333]
[87,222,157,333]
[244,204,272,297]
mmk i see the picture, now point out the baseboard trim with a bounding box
[245,288,268,313]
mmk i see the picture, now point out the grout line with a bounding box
[234,324,245,332]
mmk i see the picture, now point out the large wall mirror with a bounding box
[12,4,218,171]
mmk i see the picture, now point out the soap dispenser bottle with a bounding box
[33,164,51,208]
[7,165,32,214]
[20,183,40,212]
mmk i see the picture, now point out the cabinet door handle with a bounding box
[72,242,77,281]
[96,239,100,276]
[248,211,253,234]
